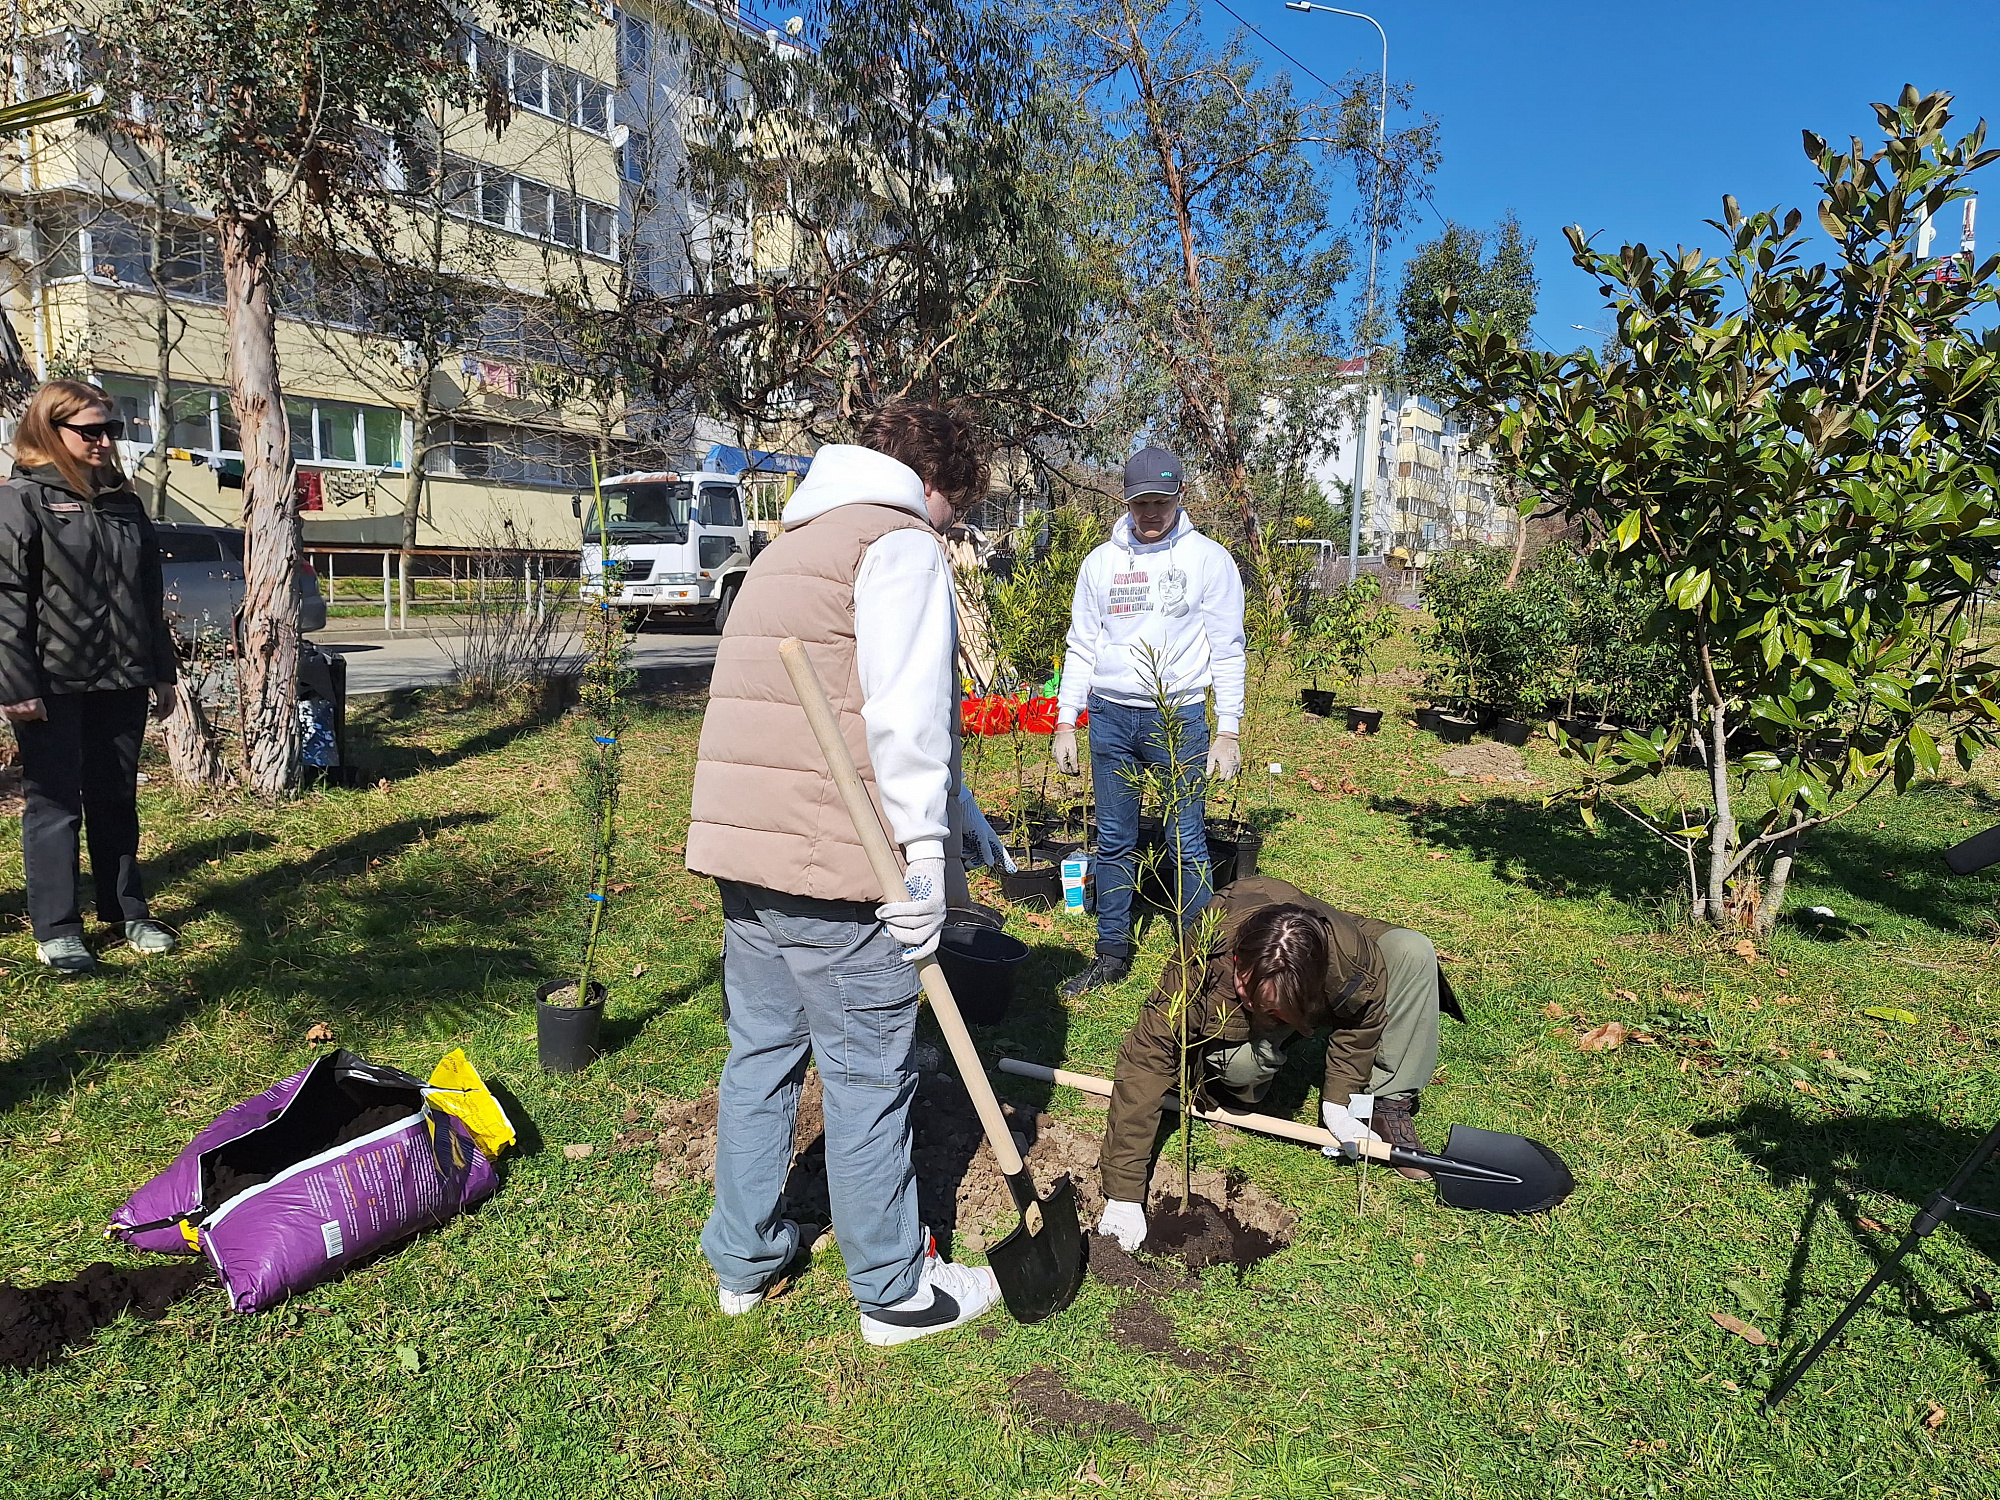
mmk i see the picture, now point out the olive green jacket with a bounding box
[1097,877,1393,1203]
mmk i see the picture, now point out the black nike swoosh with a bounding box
[865,1287,960,1327]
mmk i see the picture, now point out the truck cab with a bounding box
[580,468,776,630]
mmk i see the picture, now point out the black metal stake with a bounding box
[1766,1116,2000,1407]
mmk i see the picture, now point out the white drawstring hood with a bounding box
[1057,510,1247,732]
[783,444,928,528]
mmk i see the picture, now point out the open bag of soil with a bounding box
[108,1048,515,1312]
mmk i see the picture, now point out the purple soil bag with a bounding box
[110,1050,503,1313]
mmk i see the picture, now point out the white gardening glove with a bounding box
[957,783,1008,870]
[877,855,947,961]
[1097,1199,1147,1251]
[1205,732,1240,782]
[1052,725,1080,775]
[1320,1099,1385,1159]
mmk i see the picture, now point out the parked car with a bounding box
[157,524,326,640]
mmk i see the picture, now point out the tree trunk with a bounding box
[1702,697,1734,927]
[149,220,172,521]
[399,369,434,633]
[216,214,301,797]
[1754,811,1806,934]
[162,675,230,787]
[1500,510,1529,589]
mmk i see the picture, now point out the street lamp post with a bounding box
[1285,1,1386,584]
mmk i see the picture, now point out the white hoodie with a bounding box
[781,444,954,864]
[1057,511,1246,733]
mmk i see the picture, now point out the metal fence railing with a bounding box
[308,546,581,632]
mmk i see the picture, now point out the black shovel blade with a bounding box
[985,1173,1085,1324]
[1431,1125,1576,1215]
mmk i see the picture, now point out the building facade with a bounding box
[0,3,805,552]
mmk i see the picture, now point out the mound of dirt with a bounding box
[647,1070,1297,1270]
[1108,1296,1239,1372]
[0,1263,212,1372]
[1437,740,1535,783]
[1009,1365,1155,1443]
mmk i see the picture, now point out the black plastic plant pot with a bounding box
[1433,712,1478,744]
[1414,706,1442,733]
[1300,688,1337,717]
[947,902,1007,931]
[1557,716,1616,743]
[936,924,1030,1025]
[536,979,607,1074]
[1346,707,1384,734]
[999,854,1063,910]
[1493,716,1531,747]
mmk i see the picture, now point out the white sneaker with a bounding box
[859,1237,1002,1348]
[717,1218,814,1316]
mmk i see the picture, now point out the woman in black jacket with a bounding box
[0,379,178,972]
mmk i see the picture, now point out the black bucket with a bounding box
[1493,716,1531,746]
[536,979,607,1073]
[1300,688,1337,717]
[999,853,1063,910]
[936,924,1030,1025]
[1433,712,1477,744]
[1346,706,1383,734]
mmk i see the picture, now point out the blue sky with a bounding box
[1243,0,2000,350]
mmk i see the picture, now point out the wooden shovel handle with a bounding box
[777,637,1027,1180]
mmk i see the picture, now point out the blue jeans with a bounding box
[700,880,926,1312]
[1088,694,1212,959]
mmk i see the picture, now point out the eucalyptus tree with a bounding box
[1451,88,2000,931]
[651,0,1084,455]
[1048,0,1437,555]
[100,0,571,794]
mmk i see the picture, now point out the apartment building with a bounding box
[0,4,803,551]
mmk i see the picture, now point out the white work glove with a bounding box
[1320,1099,1385,1159]
[1205,732,1240,782]
[1097,1199,1147,1251]
[1052,725,1079,775]
[878,855,947,961]
[957,783,1008,870]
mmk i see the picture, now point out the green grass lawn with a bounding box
[2,665,1997,1498]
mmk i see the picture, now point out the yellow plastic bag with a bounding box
[424,1048,516,1160]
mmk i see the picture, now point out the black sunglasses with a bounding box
[56,418,125,442]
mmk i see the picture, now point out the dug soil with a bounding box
[1009,1365,1156,1443]
[0,1263,212,1372]
[1108,1296,1240,1372]
[647,1069,1295,1281]
[205,1102,415,1209]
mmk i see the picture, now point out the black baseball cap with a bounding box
[1123,446,1184,502]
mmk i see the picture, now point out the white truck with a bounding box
[578,468,784,631]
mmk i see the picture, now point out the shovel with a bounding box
[998,1059,1575,1216]
[778,637,1084,1324]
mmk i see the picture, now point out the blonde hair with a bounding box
[14,378,122,495]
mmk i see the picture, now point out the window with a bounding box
[621,129,649,184]
[96,374,157,446]
[36,209,80,280]
[480,171,515,229]
[582,203,615,258]
[618,11,651,75]
[286,397,313,457]
[509,52,548,113]
[548,189,578,247]
[364,409,404,468]
[86,215,150,286]
[577,77,610,133]
[697,484,742,528]
[317,403,361,463]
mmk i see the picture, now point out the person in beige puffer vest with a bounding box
[687,401,1004,1347]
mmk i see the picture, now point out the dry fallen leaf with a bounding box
[304,1022,335,1044]
[1734,938,1758,965]
[1613,988,1639,1003]
[630,963,646,978]
[1924,1401,1946,1431]
[1578,1021,1628,1052]
[1776,966,1791,977]
[1858,1215,1886,1233]
[1425,851,1448,862]
[1436,951,1459,963]
[561,1143,594,1160]
[1710,1310,1770,1346]
[1543,1002,1567,1019]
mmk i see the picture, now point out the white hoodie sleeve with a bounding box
[1201,542,1247,733]
[1056,548,1103,728]
[854,527,955,862]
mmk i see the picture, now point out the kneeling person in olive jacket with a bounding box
[1095,877,1459,1252]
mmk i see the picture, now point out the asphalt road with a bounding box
[318,625,720,695]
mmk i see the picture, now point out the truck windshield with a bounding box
[584,481,694,543]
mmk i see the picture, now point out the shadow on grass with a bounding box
[1376,793,1682,904]
[0,829,282,937]
[1694,1101,2000,1388]
[346,682,575,782]
[0,812,508,1114]
[1790,783,2000,937]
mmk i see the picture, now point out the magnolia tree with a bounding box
[1451,88,2000,932]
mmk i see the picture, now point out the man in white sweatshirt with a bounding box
[1053,446,1246,996]
[685,401,1002,1346]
